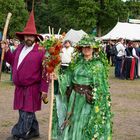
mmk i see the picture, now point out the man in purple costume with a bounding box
[1,10,49,140]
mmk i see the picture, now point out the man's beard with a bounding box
[25,39,34,47]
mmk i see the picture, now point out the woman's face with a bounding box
[82,47,93,56]
[65,41,71,48]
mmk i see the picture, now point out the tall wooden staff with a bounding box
[32,0,35,10]
[0,12,12,80]
[48,78,54,140]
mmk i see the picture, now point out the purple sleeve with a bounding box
[4,49,14,66]
[40,48,50,94]
[40,77,50,94]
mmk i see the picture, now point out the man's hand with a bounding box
[1,41,9,52]
[50,72,58,80]
[41,92,47,100]
[41,92,48,104]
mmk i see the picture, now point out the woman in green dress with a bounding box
[52,36,112,140]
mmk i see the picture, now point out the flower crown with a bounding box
[77,35,101,49]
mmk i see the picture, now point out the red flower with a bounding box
[46,66,54,73]
[53,49,60,55]
[47,60,56,67]
[55,44,62,52]
[52,44,62,55]
[52,55,61,65]
[48,46,55,55]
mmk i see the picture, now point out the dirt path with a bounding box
[109,67,140,140]
[0,73,50,140]
[0,67,140,140]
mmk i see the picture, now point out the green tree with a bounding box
[96,0,128,36]
[47,0,97,33]
[47,0,77,33]
[23,0,140,37]
[76,0,97,33]
[24,0,50,34]
[34,1,49,33]
[47,0,128,36]
[0,0,28,38]
[126,1,140,19]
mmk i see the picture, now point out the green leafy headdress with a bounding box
[77,35,101,49]
[74,35,109,75]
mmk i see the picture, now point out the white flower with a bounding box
[108,101,111,106]
[94,88,97,92]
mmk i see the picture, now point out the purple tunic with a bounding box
[5,43,49,112]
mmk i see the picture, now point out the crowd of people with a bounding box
[103,38,140,80]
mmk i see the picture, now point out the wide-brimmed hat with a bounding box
[16,10,43,42]
[77,35,100,48]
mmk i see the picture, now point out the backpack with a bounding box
[110,45,118,56]
[106,45,111,54]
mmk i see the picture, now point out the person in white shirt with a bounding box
[61,40,74,71]
[116,39,126,57]
[115,38,125,78]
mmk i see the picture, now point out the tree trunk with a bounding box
[96,20,102,37]
[96,0,104,37]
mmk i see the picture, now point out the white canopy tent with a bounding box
[101,22,140,41]
[63,29,87,45]
[129,19,140,24]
